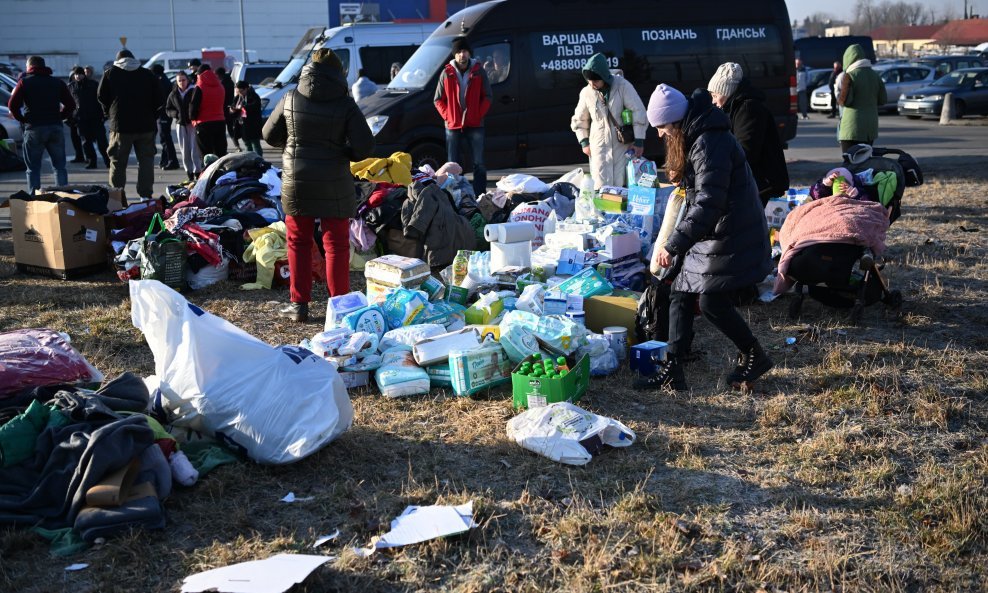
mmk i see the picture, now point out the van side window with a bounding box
[475,42,510,85]
[359,45,420,84]
[334,49,351,78]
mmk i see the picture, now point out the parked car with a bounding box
[1,105,24,150]
[0,72,17,94]
[898,67,988,118]
[913,55,984,79]
[811,64,936,114]
[230,61,288,87]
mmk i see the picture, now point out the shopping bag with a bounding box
[130,280,354,464]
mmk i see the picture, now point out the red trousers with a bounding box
[285,215,350,303]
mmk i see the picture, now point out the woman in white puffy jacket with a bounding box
[570,53,648,189]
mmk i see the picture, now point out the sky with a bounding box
[785,0,985,24]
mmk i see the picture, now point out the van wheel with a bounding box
[409,142,446,171]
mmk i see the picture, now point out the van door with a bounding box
[470,39,519,169]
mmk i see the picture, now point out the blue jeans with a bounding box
[23,124,68,191]
[445,126,486,196]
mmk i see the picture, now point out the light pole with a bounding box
[239,0,247,63]
[170,0,177,51]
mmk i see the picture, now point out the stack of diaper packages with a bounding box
[484,222,536,274]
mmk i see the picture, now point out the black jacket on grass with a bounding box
[665,89,771,294]
[262,61,374,219]
[722,79,789,202]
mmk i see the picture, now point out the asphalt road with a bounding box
[1,113,985,198]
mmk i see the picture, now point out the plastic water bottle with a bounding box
[577,172,597,222]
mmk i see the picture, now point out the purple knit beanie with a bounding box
[646,84,688,127]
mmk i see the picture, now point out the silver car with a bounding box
[810,64,936,114]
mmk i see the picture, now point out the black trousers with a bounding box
[80,124,109,166]
[158,118,177,166]
[195,121,228,159]
[669,291,756,358]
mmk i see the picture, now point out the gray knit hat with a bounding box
[707,62,743,99]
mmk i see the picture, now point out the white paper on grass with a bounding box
[312,529,341,548]
[353,502,476,557]
[181,553,332,593]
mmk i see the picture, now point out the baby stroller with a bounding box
[784,145,922,324]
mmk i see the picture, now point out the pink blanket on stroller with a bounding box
[774,196,889,294]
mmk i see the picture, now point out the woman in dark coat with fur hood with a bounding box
[263,48,374,322]
[642,85,773,392]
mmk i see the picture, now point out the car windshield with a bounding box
[270,57,307,86]
[932,70,979,87]
[387,37,452,90]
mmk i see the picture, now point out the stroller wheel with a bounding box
[884,290,903,310]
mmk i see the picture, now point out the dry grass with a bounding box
[1,167,986,592]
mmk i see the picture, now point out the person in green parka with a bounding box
[837,43,887,154]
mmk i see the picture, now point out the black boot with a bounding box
[634,355,688,391]
[85,160,98,169]
[727,342,774,389]
[278,302,309,323]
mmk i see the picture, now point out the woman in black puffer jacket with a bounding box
[642,85,773,391]
[263,48,374,322]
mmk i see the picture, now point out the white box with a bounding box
[490,240,531,273]
[602,233,641,260]
[545,231,589,251]
[412,327,481,366]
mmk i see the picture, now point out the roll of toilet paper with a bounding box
[484,222,538,244]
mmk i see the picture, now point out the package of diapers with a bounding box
[374,346,430,397]
[379,324,446,351]
[449,341,513,397]
[342,305,388,340]
[381,287,429,330]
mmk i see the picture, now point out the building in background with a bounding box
[870,25,940,58]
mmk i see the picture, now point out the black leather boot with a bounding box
[634,354,688,391]
[727,342,774,389]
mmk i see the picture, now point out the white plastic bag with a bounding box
[496,173,550,195]
[551,167,584,186]
[186,257,230,290]
[506,402,636,466]
[130,280,353,465]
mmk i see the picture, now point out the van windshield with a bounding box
[270,57,307,87]
[388,38,452,90]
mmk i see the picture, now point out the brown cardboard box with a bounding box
[583,291,642,345]
[11,196,111,279]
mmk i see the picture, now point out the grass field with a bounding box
[0,164,985,592]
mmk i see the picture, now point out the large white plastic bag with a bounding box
[506,402,635,466]
[130,280,353,465]
[496,173,550,195]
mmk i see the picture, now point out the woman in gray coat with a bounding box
[263,48,374,322]
[642,84,773,391]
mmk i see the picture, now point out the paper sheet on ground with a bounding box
[354,502,476,557]
[180,553,332,593]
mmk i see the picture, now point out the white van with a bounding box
[257,22,436,117]
[144,48,256,77]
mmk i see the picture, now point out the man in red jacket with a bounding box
[189,64,228,160]
[433,37,492,196]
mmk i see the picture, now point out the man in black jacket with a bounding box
[7,56,75,190]
[98,49,164,199]
[708,62,789,206]
[67,66,109,169]
[216,67,241,152]
[827,61,842,118]
[151,64,179,170]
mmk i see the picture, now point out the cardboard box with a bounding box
[630,341,668,376]
[42,184,126,212]
[583,292,641,345]
[11,195,111,279]
[511,352,590,409]
[601,232,641,260]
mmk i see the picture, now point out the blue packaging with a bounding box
[630,340,668,376]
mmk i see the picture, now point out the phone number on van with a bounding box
[540,57,619,71]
